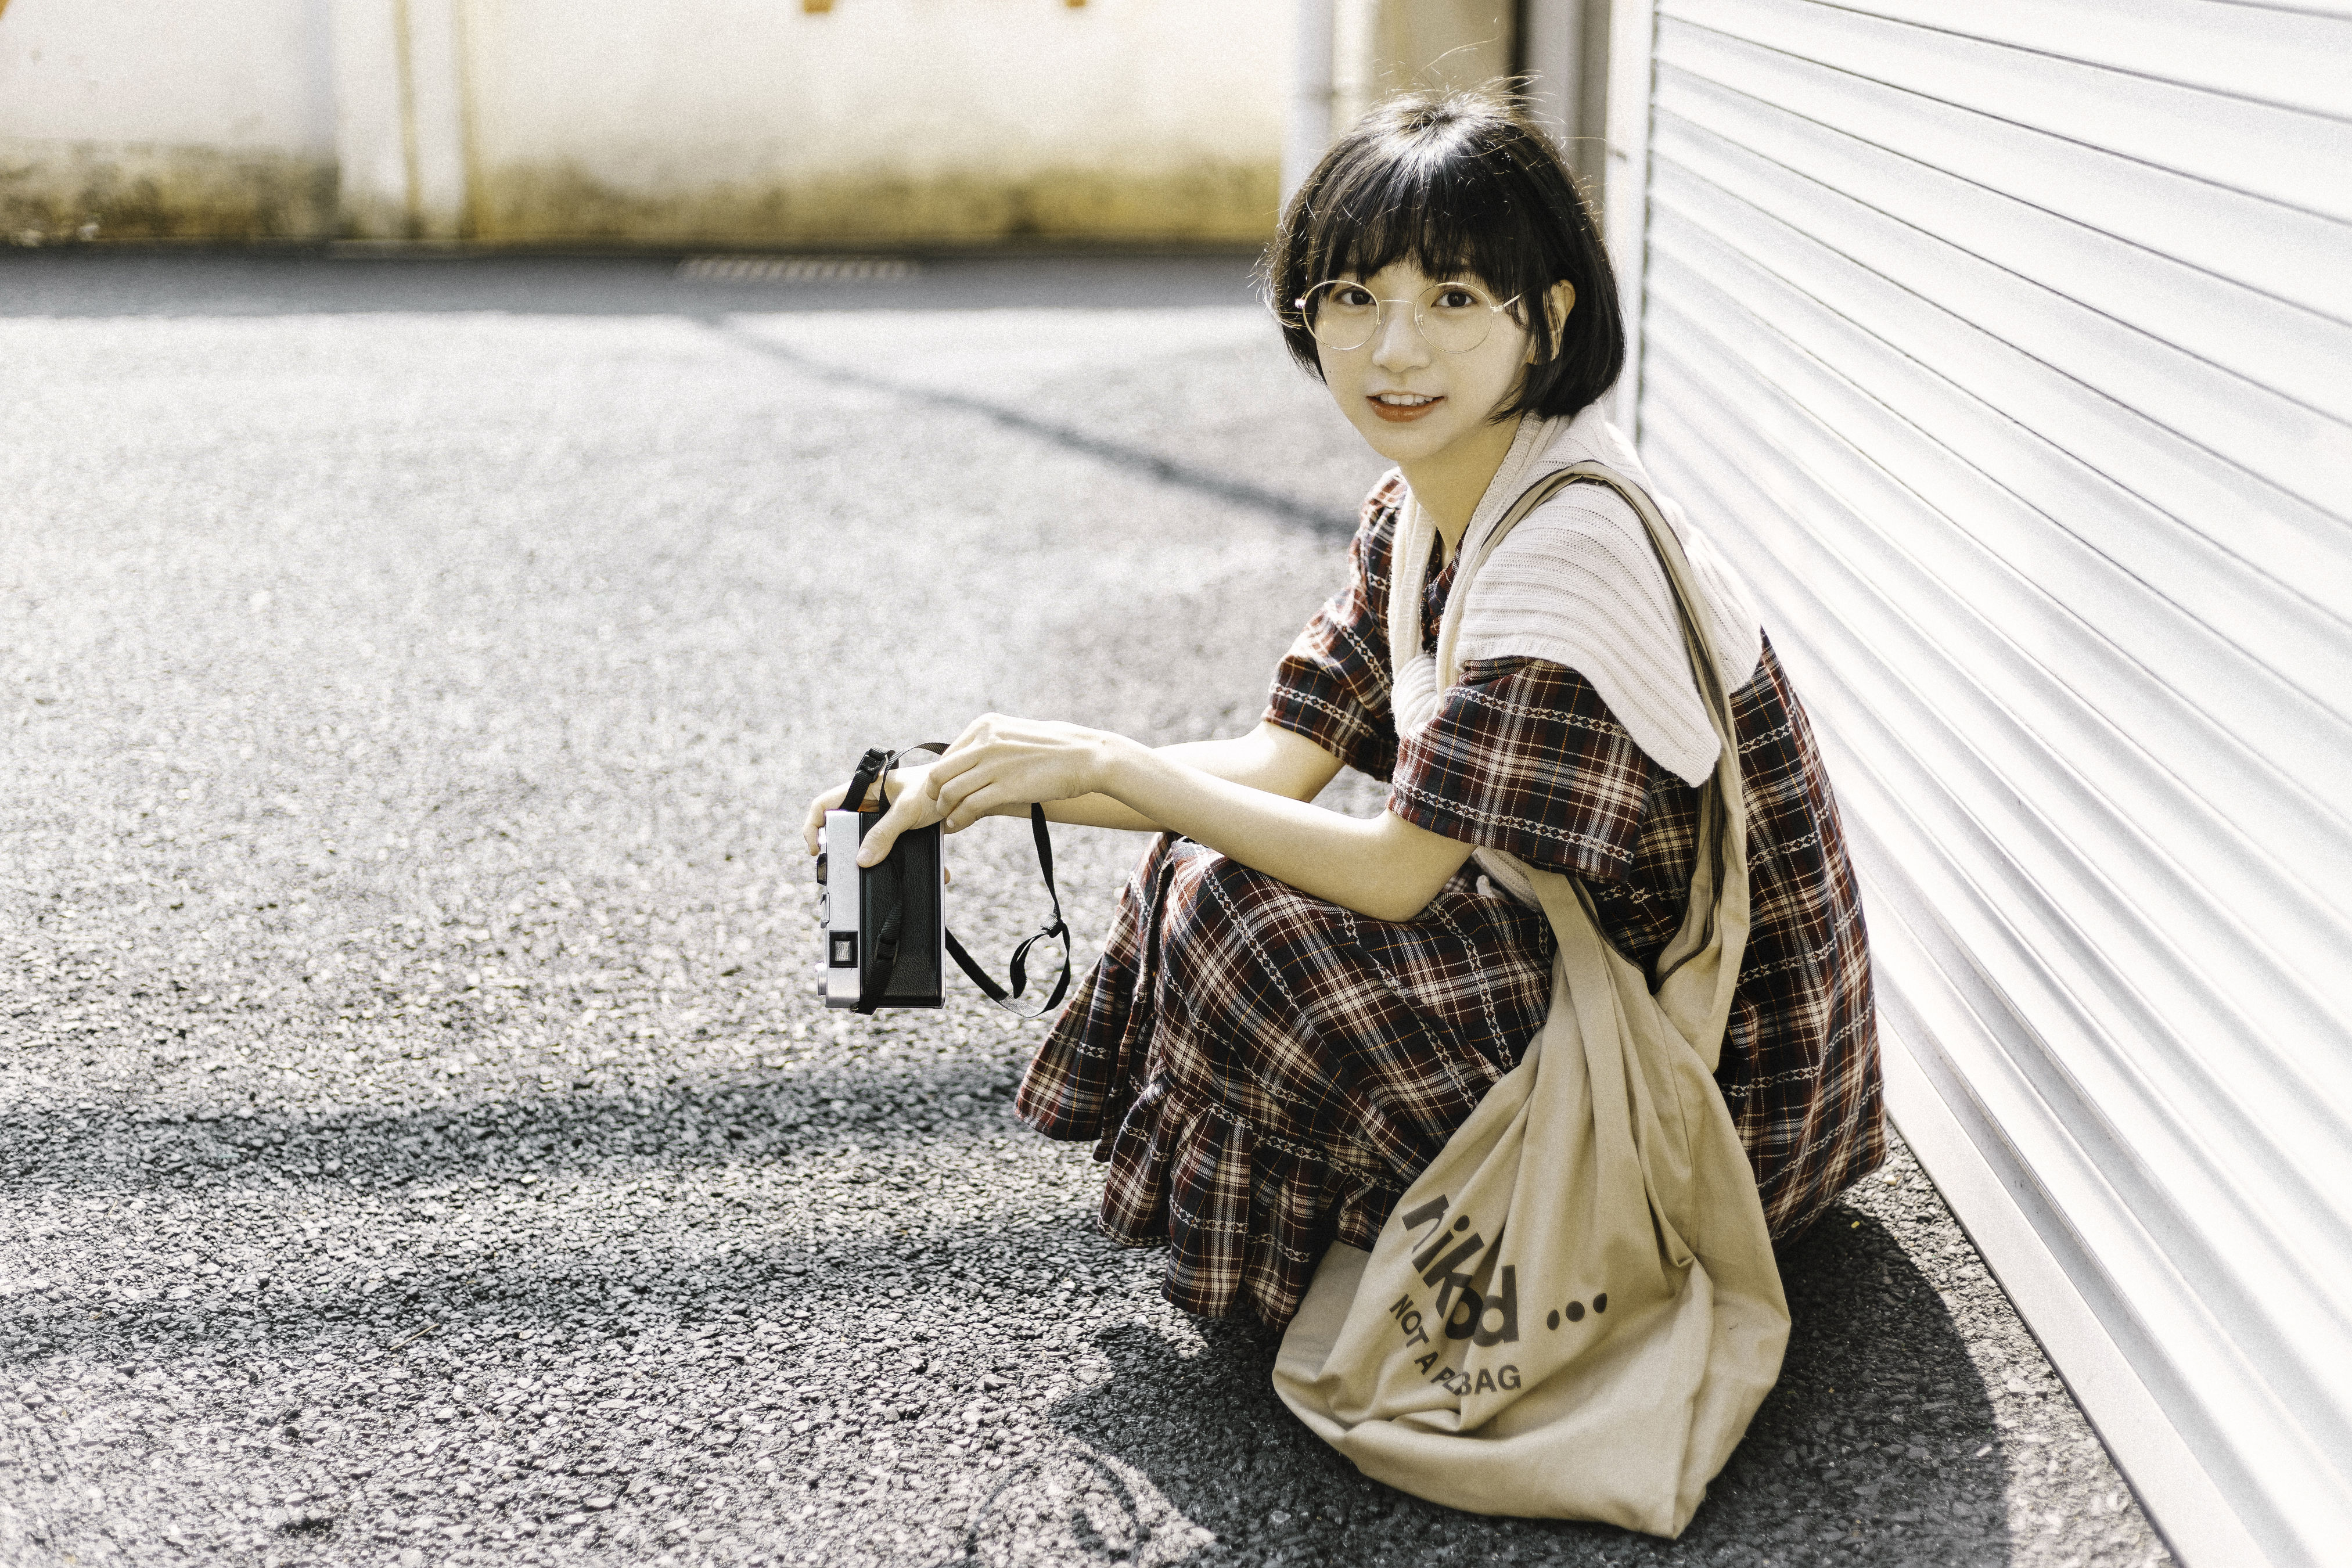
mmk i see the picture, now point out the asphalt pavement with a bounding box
[1,250,2170,1567]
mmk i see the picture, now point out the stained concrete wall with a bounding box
[0,0,340,242]
[463,0,1284,247]
[0,0,1287,247]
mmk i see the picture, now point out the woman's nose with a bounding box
[1368,302,1431,371]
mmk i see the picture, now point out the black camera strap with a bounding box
[842,743,1073,1019]
[843,745,917,1017]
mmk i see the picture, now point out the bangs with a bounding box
[1265,88,1624,424]
[1303,132,1541,301]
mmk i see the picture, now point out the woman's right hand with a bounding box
[800,764,944,857]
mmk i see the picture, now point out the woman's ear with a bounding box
[1531,279,1578,362]
[1542,282,1580,359]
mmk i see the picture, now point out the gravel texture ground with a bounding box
[2,251,2168,1567]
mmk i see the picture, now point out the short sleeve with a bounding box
[1388,656,1659,882]
[1263,476,1407,781]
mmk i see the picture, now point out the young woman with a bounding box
[803,91,1882,1329]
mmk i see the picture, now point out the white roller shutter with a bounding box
[1616,3,2352,1563]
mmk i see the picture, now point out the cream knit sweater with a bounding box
[1386,404,1764,790]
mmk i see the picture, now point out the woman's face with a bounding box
[1312,260,1537,465]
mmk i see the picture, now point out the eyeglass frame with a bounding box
[1288,277,1527,354]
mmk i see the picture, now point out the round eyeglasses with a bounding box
[1292,278,1523,355]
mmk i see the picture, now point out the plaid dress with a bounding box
[1017,473,1882,1326]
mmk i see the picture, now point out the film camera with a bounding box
[815,743,1071,1016]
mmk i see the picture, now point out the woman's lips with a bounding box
[1368,393,1444,424]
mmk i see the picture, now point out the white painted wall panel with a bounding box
[1630,1,2352,1561]
[473,0,1278,178]
[0,0,1285,244]
[461,0,1285,244]
[0,0,332,152]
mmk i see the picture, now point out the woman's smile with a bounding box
[1369,390,1445,423]
[1314,258,1538,505]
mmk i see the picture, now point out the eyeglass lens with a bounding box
[1301,280,1504,354]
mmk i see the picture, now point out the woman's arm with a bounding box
[797,721,1344,851]
[1087,735,1473,921]
[901,715,1476,924]
[1028,722,1346,831]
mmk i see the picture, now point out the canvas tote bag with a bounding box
[1272,462,1790,1538]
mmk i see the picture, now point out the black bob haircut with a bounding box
[1265,88,1624,423]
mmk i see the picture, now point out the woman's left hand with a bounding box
[855,713,1113,866]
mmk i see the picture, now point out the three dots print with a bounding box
[1545,1292,1609,1331]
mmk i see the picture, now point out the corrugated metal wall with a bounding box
[1623,2,2352,1563]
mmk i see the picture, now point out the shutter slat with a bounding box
[1642,384,2352,1371]
[1642,231,2352,825]
[1668,0,2352,220]
[1641,313,2352,1083]
[1799,0,2352,118]
[1644,149,2352,699]
[1858,896,2337,1568]
[1641,283,2352,1016]
[1656,63,2352,430]
[1657,17,2352,322]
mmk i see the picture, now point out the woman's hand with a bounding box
[800,763,945,857]
[855,714,1109,867]
[801,782,851,857]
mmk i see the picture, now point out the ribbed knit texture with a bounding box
[1387,404,1764,789]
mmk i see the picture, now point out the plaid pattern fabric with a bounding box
[1018,473,1881,1325]
[1387,645,1881,1239]
[1015,837,1556,1326]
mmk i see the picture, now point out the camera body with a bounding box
[816,808,945,1009]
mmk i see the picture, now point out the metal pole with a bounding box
[1518,0,1580,150]
[1282,0,1337,208]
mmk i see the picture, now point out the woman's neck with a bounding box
[1402,413,1524,562]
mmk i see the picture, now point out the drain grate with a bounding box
[676,255,919,283]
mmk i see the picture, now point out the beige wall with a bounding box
[0,0,340,242]
[462,0,1284,247]
[0,0,1287,247]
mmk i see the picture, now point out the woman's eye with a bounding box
[1432,286,1480,310]
[1332,286,1375,308]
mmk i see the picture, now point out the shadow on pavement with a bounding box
[1024,1212,2015,1566]
[714,325,1354,538]
[7,1060,2017,1566]
[0,1053,1029,1203]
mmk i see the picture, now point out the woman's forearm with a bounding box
[1028,792,1163,831]
[1014,727,1340,833]
[867,716,1438,914]
[1093,735,1471,922]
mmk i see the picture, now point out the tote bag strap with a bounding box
[1434,459,1751,1050]
[1433,462,1739,747]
